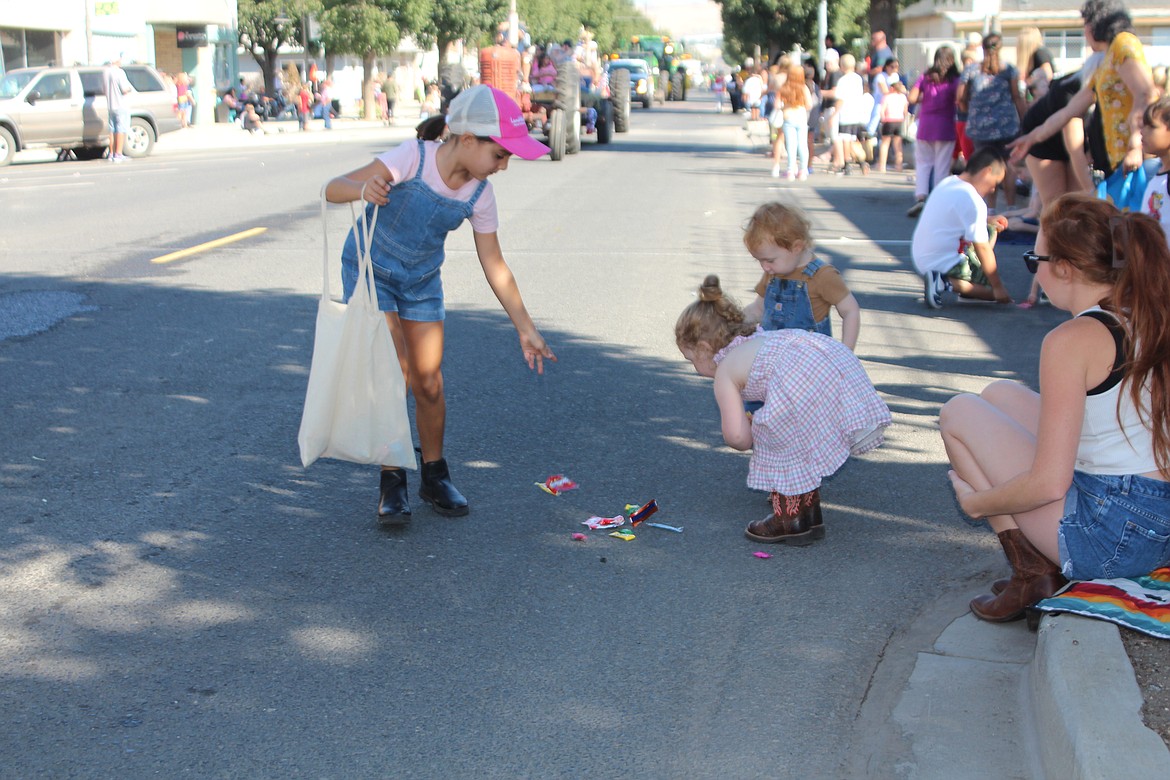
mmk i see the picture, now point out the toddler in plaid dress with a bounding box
[676,275,891,545]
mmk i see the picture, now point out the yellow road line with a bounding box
[150,227,268,265]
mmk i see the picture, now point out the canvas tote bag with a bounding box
[298,187,416,469]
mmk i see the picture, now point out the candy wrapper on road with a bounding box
[536,474,578,495]
[609,530,636,541]
[629,499,658,526]
[583,515,625,530]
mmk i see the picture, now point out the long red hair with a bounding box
[777,63,807,108]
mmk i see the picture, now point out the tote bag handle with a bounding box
[318,184,379,307]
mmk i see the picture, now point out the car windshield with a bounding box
[0,72,36,99]
[612,64,647,75]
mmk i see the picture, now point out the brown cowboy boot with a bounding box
[745,489,824,546]
[970,529,1067,623]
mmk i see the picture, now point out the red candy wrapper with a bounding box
[536,474,578,495]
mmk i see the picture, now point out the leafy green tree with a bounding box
[519,0,657,54]
[319,0,425,119]
[419,0,508,62]
[718,0,869,66]
[868,0,899,51]
[238,0,322,96]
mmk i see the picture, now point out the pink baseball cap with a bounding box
[447,85,550,160]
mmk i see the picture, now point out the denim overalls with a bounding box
[761,257,833,337]
[342,140,488,321]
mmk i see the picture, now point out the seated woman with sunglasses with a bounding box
[939,192,1170,623]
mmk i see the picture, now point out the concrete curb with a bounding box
[1031,614,1170,779]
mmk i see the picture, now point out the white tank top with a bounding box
[1075,307,1158,475]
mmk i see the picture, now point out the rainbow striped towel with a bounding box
[1035,567,1170,639]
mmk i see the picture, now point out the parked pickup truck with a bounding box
[0,64,181,165]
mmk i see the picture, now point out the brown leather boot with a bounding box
[745,490,824,545]
[970,529,1067,623]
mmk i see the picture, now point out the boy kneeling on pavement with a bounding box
[912,147,1013,308]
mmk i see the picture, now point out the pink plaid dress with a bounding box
[717,330,891,495]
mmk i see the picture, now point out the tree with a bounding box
[419,0,508,61]
[717,0,869,65]
[868,0,899,51]
[319,0,426,119]
[519,0,657,54]
[719,0,820,65]
[238,0,322,97]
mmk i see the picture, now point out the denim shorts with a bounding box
[340,257,444,322]
[109,109,130,134]
[1058,471,1170,580]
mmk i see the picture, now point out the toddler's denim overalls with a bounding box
[342,140,487,321]
[761,257,833,337]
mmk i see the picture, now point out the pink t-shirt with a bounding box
[375,140,499,233]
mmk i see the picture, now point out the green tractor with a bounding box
[626,35,687,101]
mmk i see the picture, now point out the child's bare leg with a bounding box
[950,279,997,300]
[878,136,890,172]
[400,319,447,462]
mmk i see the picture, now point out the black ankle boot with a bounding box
[419,458,469,517]
[378,468,411,526]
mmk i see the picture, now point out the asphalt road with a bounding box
[0,98,1063,778]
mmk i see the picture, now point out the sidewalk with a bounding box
[154,112,420,156]
[10,109,423,166]
[852,586,1170,778]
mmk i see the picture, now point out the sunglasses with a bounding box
[1022,249,1050,274]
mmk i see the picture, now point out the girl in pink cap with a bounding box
[324,85,555,527]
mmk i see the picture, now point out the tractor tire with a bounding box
[554,61,579,113]
[596,100,613,144]
[0,126,16,166]
[566,99,581,155]
[124,117,155,158]
[554,60,581,154]
[671,71,685,101]
[548,108,566,161]
[659,69,671,101]
[610,69,631,134]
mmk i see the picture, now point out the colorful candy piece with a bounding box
[753,551,773,559]
[536,474,578,495]
[629,499,658,526]
[609,530,636,541]
[645,522,683,533]
[571,533,587,541]
[583,515,625,530]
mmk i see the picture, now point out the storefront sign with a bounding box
[177,27,208,48]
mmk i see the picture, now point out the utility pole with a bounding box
[84,0,94,65]
[302,13,310,80]
[508,0,519,46]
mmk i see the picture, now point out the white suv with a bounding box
[0,64,182,165]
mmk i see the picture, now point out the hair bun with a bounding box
[699,274,723,303]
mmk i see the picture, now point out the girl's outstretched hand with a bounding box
[520,330,557,374]
[948,469,981,519]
